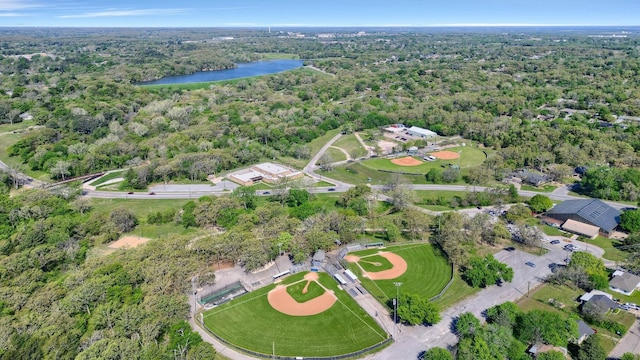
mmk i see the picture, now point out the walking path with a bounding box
[353,132,374,157]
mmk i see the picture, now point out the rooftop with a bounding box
[547,199,620,233]
[610,272,640,293]
[562,219,600,238]
[407,126,437,137]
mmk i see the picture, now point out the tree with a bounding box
[109,209,138,233]
[569,251,609,290]
[442,167,460,183]
[425,168,442,183]
[51,160,72,180]
[463,255,514,288]
[537,350,567,360]
[620,210,640,233]
[395,293,440,326]
[455,312,481,338]
[527,194,553,213]
[287,189,310,207]
[504,204,531,223]
[578,334,607,360]
[233,186,257,210]
[621,353,639,360]
[422,347,453,360]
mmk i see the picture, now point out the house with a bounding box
[528,343,569,359]
[545,199,621,237]
[579,290,613,303]
[576,320,595,344]
[582,294,618,315]
[406,126,437,139]
[609,271,640,296]
[513,169,549,187]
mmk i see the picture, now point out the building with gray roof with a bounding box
[576,320,595,344]
[583,294,618,315]
[610,271,640,296]
[545,199,620,236]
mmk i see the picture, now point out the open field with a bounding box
[90,198,197,238]
[333,134,368,158]
[520,184,557,193]
[325,146,348,162]
[0,121,35,133]
[203,271,386,357]
[347,243,451,305]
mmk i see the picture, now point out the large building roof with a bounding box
[546,199,620,233]
[407,126,437,137]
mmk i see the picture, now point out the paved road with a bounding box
[367,246,568,360]
[609,319,640,359]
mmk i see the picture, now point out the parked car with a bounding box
[550,240,561,245]
[505,247,516,252]
[148,192,155,195]
[619,304,630,311]
[328,188,336,191]
[525,261,536,268]
[127,191,134,194]
[263,191,271,195]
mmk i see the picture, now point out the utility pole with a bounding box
[393,282,402,339]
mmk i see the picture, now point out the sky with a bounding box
[1,0,639,27]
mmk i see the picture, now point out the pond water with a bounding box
[137,59,303,85]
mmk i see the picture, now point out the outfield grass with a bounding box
[203,272,386,357]
[361,147,485,175]
[333,135,368,158]
[326,147,347,162]
[348,243,451,306]
[432,272,478,309]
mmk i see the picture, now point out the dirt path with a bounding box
[353,132,373,156]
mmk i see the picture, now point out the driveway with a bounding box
[609,319,640,359]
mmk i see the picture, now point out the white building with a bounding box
[407,126,437,139]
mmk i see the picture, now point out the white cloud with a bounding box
[0,12,21,16]
[58,8,189,19]
[0,0,42,11]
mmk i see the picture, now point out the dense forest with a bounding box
[2,27,640,359]
[2,28,640,199]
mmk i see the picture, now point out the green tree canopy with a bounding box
[462,255,514,288]
[620,210,640,233]
[395,293,441,326]
[527,194,554,213]
[422,347,453,360]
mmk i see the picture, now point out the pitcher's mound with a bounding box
[430,151,460,160]
[108,236,151,249]
[391,157,422,166]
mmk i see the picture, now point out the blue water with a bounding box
[138,59,303,85]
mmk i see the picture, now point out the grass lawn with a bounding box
[203,272,386,357]
[0,121,35,133]
[517,283,635,352]
[588,236,629,262]
[520,184,557,193]
[279,128,342,169]
[326,147,347,162]
[414,190,480,211]
[90,198,196,239]
[324,163,428,186]
[541,225,568,237]
[432,272,479,309]
[89,171,124,186]
[333,134,368,158]
[312,180,335,187]
[348,243,452,306]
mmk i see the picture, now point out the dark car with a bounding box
[127,191,134,194]
[550,240,561,245]
[525,261,536,268]
[263,191,271,195]
[505,247,516,252]
[148,192,155,195]
[328,188,336,192]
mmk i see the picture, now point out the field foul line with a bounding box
[203,290,269,319]
[335,297,388,340]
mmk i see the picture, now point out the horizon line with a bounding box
[1,24,639,29]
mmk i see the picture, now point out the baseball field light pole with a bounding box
[393,282,402,339]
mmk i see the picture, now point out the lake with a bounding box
[137,59,303,86]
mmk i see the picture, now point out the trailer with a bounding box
[334,273,347,286]
[344,269,358,283]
